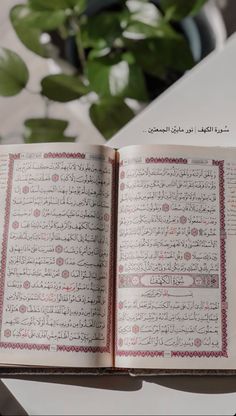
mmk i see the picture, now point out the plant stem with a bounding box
[75,22,86,75]
[44,97,50,118]
[25,87,39,95]
[59,24,68,39]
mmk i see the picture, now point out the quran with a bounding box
[0,141,236,375]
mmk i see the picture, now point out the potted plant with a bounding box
[0,0,226,143]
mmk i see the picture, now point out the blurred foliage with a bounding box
[0,0,207,141]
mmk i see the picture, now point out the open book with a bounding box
[0,142,236,375]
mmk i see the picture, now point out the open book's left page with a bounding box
[0,143,116,368]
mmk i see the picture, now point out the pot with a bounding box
[181,0,226,61]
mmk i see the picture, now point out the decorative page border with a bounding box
[116,158,227,358]
[0,153,115,354]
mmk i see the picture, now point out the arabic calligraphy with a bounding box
[144,125,230,135]
[0,152,113,352]
[117,157,227,357]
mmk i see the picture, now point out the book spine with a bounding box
[111,150,119,366]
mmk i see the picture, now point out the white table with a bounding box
[2,32,236,416]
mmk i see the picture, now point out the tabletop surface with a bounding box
[1,2,236,414]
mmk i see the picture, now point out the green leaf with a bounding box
[29,0,72,10]
[10,5,49,57]
[126,0,161,26]
[87,59,148,101]
[90,98,135,139]
[41,74,89,102]
[0,48,29,96]
[88,47,111,60]
[24,118,75,143]
[11,4,67,31]
[123,19,177,40]
[29,0,68,10]
[125,33,194,78]
[80,12,122,49]
[69,0,87,14]
[160,0,208,21]
[25,118,68,132]
[123,19,181,41]
[30,0,87,11]
[122,51,135,65]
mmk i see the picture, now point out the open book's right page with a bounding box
[115,144,236,370]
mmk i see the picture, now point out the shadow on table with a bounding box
[143,375,236,394]
[0,380,28,415]
[7,374,236,394]
[7,375,142,391]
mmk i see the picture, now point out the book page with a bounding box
[0,143,115,367]
[115,144,236,369]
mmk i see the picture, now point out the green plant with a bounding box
[0,0,207,142]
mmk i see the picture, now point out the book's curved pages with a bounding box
[0,142,236,374]
[0,143,115,368]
